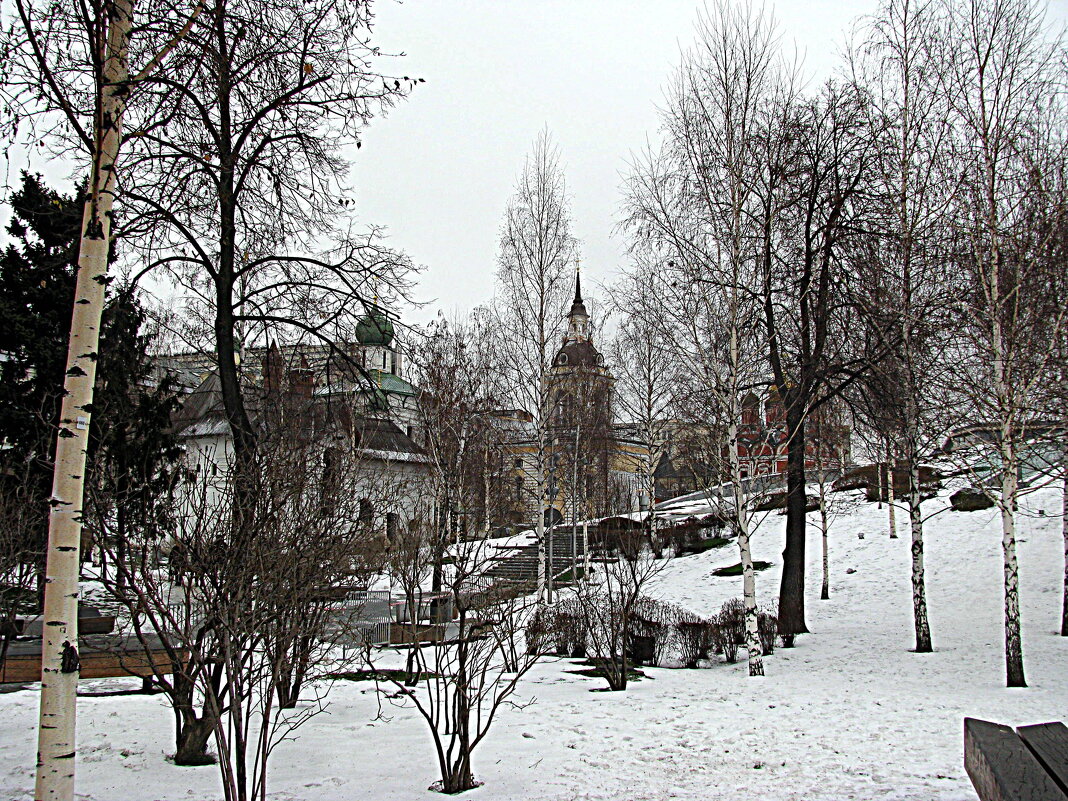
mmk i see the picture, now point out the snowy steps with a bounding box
[483,531,588,583]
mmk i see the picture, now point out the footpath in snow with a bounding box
[1,484,1066,800]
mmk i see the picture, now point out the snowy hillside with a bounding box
[1,483,1065,800]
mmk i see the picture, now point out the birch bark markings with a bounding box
[1062,467,1068,636]
[33,2,133,796]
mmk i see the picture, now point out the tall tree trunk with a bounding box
[1000,436,1026,687]
[535,474,547,603]
[777,401,809,638]
[990,229,1025,686]
[819,476,830,601]
[726,318,762,675]
[886,444,898,539]
[1061,466,1067,637]
[734,486,764,676]
[907,448,932,652]
[211,2,257,513]
[34,3,133,798]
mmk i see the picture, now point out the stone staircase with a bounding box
[483,529,588,586]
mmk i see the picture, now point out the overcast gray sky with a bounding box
[348,0,1068,325]
[5,0,1067,325]
[348,0,893,324]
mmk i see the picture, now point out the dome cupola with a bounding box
[355,306,395,347]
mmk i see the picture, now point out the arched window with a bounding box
[359,498,374,528]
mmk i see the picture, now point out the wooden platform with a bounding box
[1,634,184,684]
[965,718,1068,801]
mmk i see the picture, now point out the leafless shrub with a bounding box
[758,604,778,655]
[573,530,669,690]
[369,537,540,794]
[676,618,719,668]
[717,598,747,663]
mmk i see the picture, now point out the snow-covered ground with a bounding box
[2,482,1066,800]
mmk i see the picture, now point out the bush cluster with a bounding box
[527,596,779,668]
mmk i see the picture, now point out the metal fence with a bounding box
[325,589,392,646]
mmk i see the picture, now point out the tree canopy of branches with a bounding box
[496,129,577,599]
[111,0,418,475]
[411,312,508,593]
[97,408,393,798]
[937,0,1068,687]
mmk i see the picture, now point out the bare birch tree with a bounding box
[623,0,784,675]
[937,0,1068,687]
[1,2,202,795]
[496,130,576,601]
[609,269,676,522]
[849,0,968,654]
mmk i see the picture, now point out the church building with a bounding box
[506,273,647,527]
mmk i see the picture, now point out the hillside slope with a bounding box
[1,483,1065,800]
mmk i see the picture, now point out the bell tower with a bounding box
[565,267,590,343]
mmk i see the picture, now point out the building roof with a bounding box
[353,417,426,460]
[553,339,603,368]
[370,370,417,397]
[172,370,428,463]
[569,271,588,321]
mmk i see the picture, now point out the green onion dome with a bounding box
[355,307,394,347]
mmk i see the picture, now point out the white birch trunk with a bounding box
[819,478,830,600]
[994,302,1025,686]
[582,520,589,585]
[903,294,931,652]
[1061,465,1067,636]
[729,420,763,677]
[535,470,547,603]
[999,436,1025,686]
[886,447,898,539]
[484,442,492,537]
[727,323,762,677]
[907,453,932,652]
[34,4,132,798]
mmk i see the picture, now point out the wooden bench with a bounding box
[1,634,185,684]
[964,718,1068,801]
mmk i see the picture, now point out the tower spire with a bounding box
[565,258,590,343]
